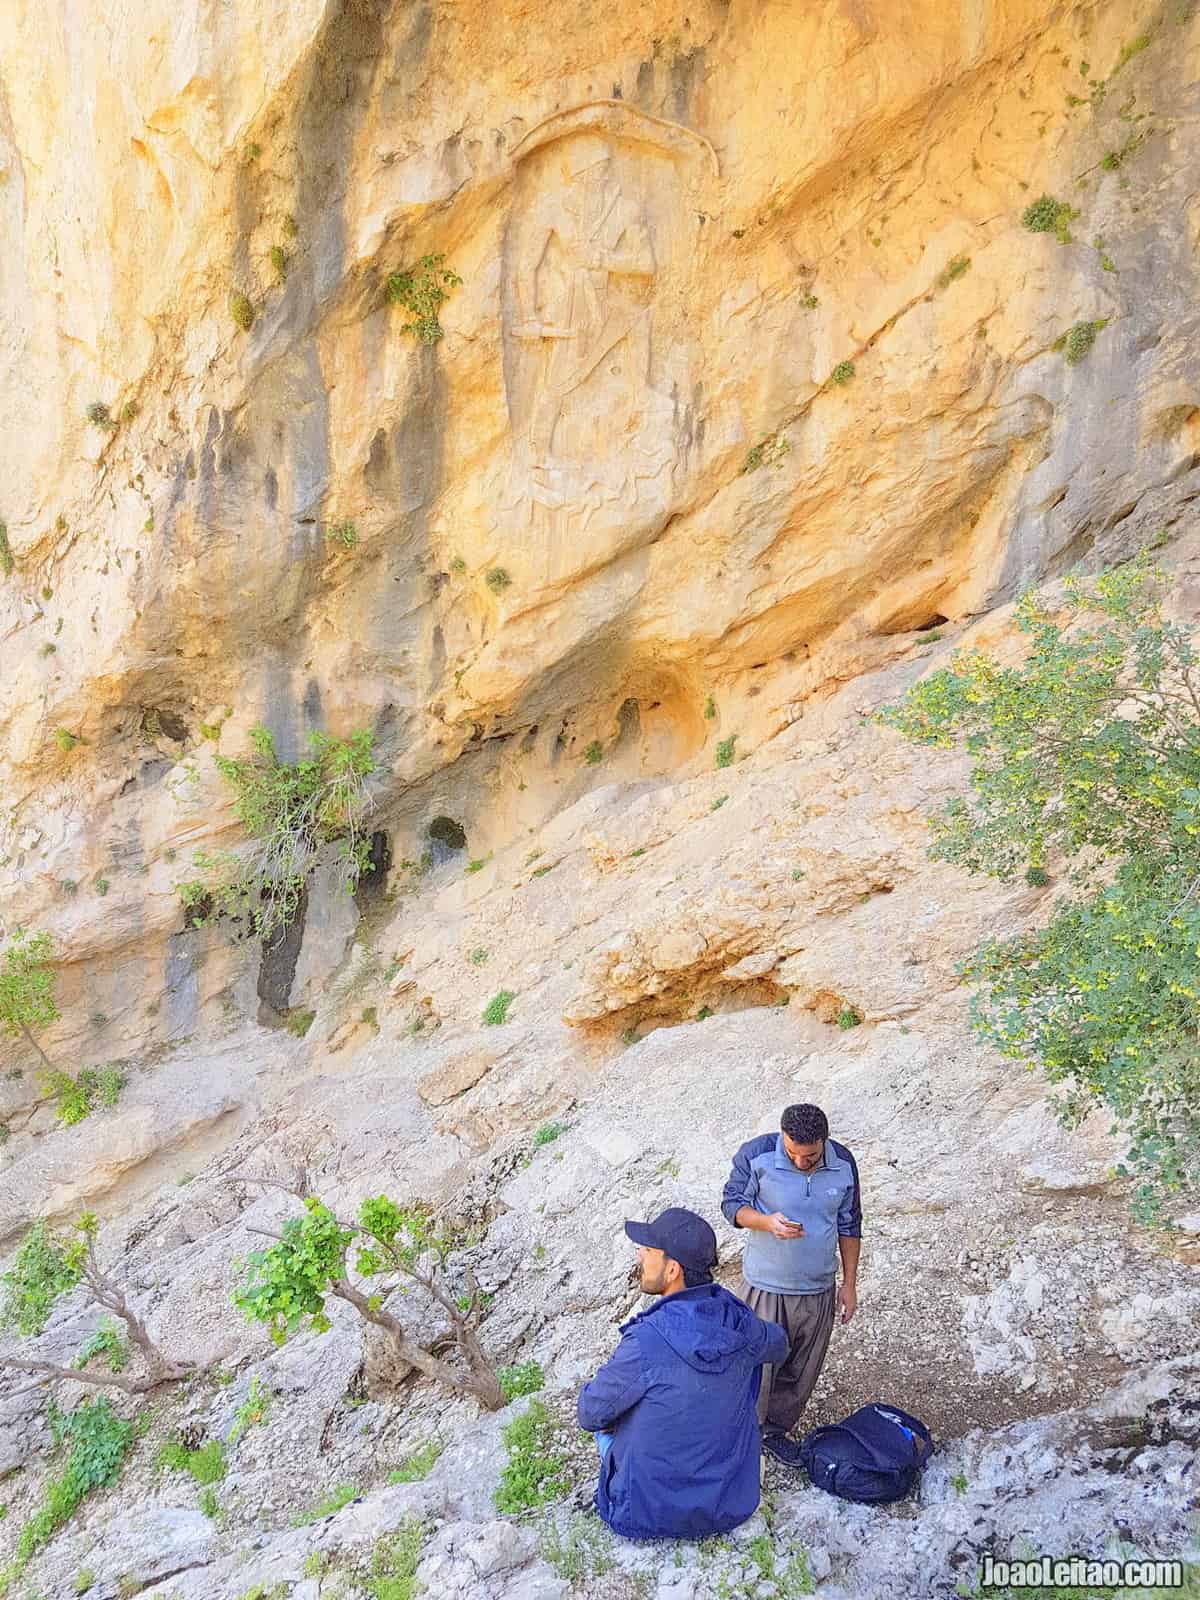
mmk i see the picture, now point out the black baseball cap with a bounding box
[624,1207,717,1275]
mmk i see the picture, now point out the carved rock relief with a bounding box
[499,105,716,595]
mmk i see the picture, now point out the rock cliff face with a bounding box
[0,2,1198,1595]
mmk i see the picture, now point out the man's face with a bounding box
[636,1245,673,1296]
[782,1134,824,1172]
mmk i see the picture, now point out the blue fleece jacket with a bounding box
[577,1283,787,1540]
[721,1134,862,1294]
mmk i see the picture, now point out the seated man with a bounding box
[577,1207,788,1540]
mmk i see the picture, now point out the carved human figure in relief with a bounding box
[508,134,674,540]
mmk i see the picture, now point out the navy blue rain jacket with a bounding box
[577,1283,788,1540]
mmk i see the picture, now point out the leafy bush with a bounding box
[584,741,603,765]
[0,1213,188,1391]
[11,1397,134,1573]
[326,520,357,549]
[269,244,287,280]
[715,735,738,769]
[497,1360,545,1401]
[704,695,717,720]
[493,1400,569,1514]
[741,433,790,473]
[44,1064,125,1126]
[0,523,12,579]
[158,1436,226,1485]
[532,1122,564,1147]
[1054,318,1108,365]
[1021,194,1077,243]
[178,725,375,941]
[877,553,1200,1217]
[836,1007,863,1030]
[485,567,512,593]
[0,929,58,1071]
[385,253,462,343]
[234,1190,504,1408]
[75,1319,130,1375]
[482,990,515,1025]
[84,402,114,430]
[1,1221,83,1337]
[230,291,255,331]
[829,360,855,386]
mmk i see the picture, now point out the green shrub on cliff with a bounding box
[234,1190,504,1409]
[177,725,375,941]
[0,929,58,1072]
[385,253,462,343]
[0,1395,135,1589]
[1022,194,1077,243]
[878,552,1200,1219]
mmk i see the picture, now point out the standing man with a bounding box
[720,1103,862,1467]
[577,1207,787,1539]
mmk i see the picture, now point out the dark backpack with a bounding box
[798,1403,932,1503]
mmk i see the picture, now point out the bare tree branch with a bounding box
[0,1355,187,1395]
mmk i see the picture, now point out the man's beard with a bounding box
[638,1264,666,1295]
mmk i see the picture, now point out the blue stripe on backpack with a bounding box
[798,1403,933,1503]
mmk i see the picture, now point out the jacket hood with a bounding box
[631,1284,766,1374]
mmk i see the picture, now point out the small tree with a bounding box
[178,725,375,943]
[877,552,1200,1218]
[0,1215,191,1393]
[0,929,58,1072]
[233,1185,504,1410]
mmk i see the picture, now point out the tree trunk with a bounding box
[0,1355,170,1395]
[332,1279,504,1410]
[83,1255,193,1387]
[18,1023,54,1074]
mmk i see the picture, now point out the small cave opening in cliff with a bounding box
[427,815,467,865]
[138,705,190,744]
[355,830,392,910]
[613,697,642,752]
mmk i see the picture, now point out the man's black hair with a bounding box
[680,1264,714,1289]
[781,1103,828,1144]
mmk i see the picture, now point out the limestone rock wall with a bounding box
[3,0,1200,1065]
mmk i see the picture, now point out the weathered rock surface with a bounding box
[0,2,1199,1595]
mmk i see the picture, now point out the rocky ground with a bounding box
[2,610,1200,1597]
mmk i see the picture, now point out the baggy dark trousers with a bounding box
[734,1278,836,1436]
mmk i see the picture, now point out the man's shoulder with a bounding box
[827,1138,859,1173]
[733,1131,778,1163]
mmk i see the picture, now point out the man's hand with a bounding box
[763,1212,805,1240]
[733,1206,804,1238]
[837,1283,858,1324]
